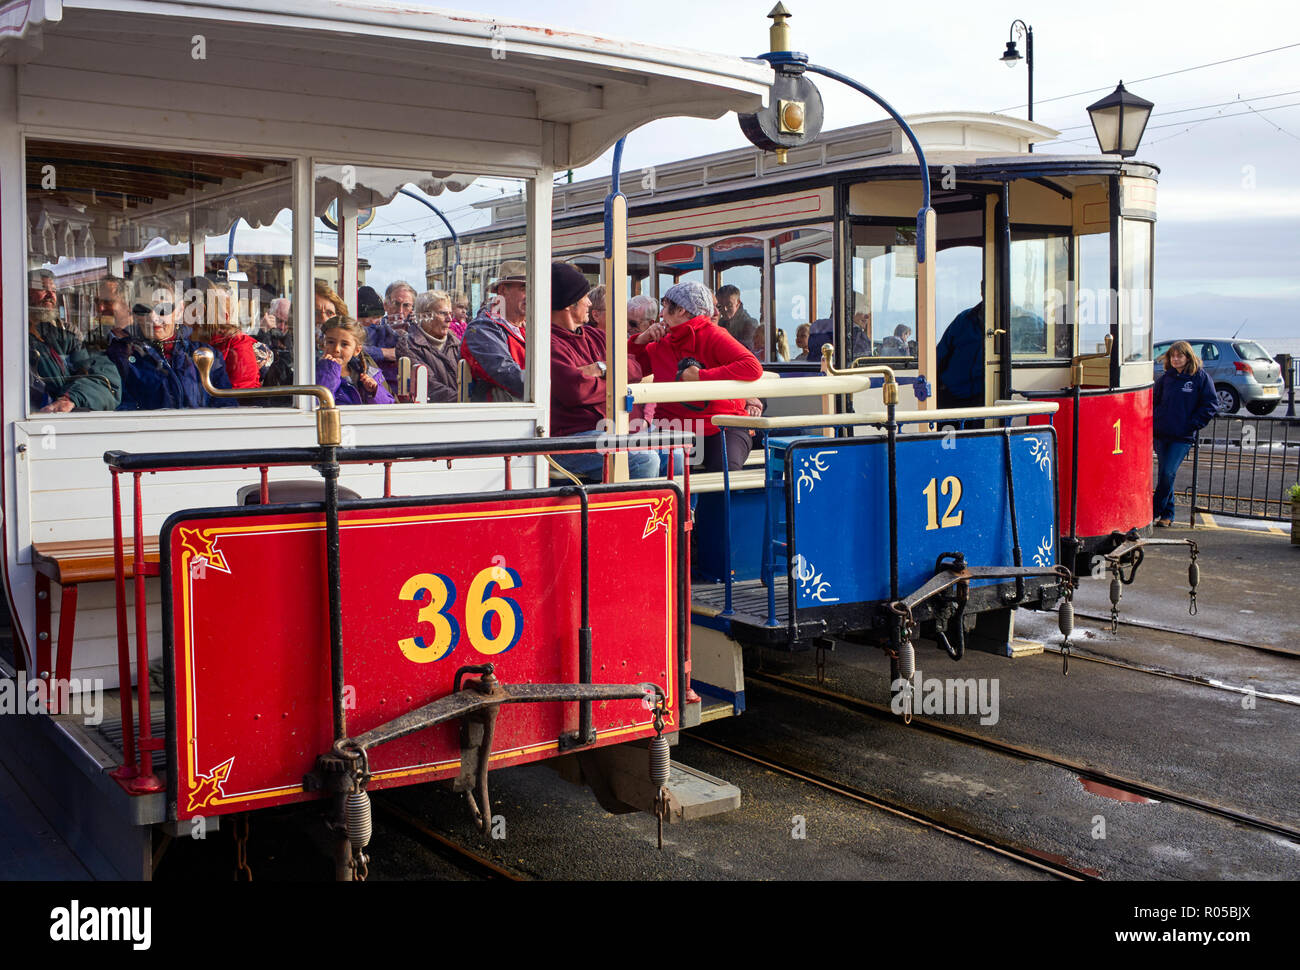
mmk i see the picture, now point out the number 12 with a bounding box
[923,476,964,531]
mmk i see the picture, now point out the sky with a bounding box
[366,0,1300,345]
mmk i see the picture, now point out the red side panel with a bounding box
[167,491,680,819]
[1029,386,1153,537]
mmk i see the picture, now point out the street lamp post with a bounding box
[1085,82,1155,157]
[999,20,1034,151]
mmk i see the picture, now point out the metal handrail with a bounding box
[713,401,1059,430]
[626,370,862,405]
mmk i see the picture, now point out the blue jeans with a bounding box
[1153,438,1192,521]
[552,430,658,481]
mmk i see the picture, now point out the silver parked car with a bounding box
[1153,338,1285,415]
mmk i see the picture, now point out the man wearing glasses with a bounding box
[28,270,122,413]
[106,278,235,410]
[364,280,417,386]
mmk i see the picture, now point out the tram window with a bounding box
[26,139,295,414]
[1009,230,1071,360]
[936,245,983,346]
[1121,219,1154,362]
[850,224,917,363]
[771,228,832,361]
[315,164,530,404]
[655,243,703,297]
[711,236,764,358]
[627,251,649,300]
[1077,232,1111,355]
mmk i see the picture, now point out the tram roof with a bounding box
[0,0,772,170]
[515,112,1159,224]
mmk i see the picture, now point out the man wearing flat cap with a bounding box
[549,262,657,481]
[461,260,528,402]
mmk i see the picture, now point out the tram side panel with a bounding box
[785,428,1057,627]
[1028,386,1153,563]
[163,488,683,821]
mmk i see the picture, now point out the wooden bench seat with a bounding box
[28,537,159,684]
[32,537,160,586]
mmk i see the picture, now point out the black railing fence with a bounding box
[1187,413,1300,522]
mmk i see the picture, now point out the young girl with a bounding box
[316,318,394,404]
[1153,340,1218,526]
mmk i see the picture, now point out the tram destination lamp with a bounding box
[999,19,1033,151]
[1086,82,1155,158]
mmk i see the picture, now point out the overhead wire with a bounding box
[994,41,1300,112]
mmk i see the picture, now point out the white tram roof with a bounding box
[0,0,771,171]
[499,111,1158,224]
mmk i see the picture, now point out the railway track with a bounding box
[1068,609,1300,660]
[1040,644,1300,708]
[744,671,1300,844]
[689,735,1098,881]
[373,799,527,881]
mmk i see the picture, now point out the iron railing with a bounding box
[1187,414,1300,522]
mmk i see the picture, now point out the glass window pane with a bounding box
[1009,230,1071,360]
[936,244,983,347]
[771,227,832,362]
[1121,219,1153,362]
[655,243,702,298]
[27,139,295,413]
[1077,232,1111,355]
[711,236,764,358]
[315,166,529,404]
[850,223,916,362]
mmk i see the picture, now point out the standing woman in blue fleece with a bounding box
[1153,340,1218,526]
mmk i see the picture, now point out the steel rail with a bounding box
[1037,645,1300,708]
[712,401,1059,430]
[372,799,525,882]
[1066,610,1300,659]
[689,736,1095,881]
[746,671,1300,842]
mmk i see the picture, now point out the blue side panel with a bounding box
[785,429,1057,607]
[694,489,767,583]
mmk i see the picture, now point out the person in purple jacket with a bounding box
[316,318,394,405]
[1153,340,1218,526]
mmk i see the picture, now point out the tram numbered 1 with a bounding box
[163,486,684,822]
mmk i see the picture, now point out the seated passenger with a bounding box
[107,280,236,409]
[630,280,762,472]
[317,318,394,405]
[548,263,656,481]
[462,260,527,402]
[88,276,132,350]
[28,271,122,412]
[191,278,261,389]
[588,284,607,328]
[880,323,912,357]
[449,290,470,341]
[400,290,460,403]
[366,281,416,387]
[314,279,347,332]
[794,323,811,360]
[627,294,659,335]
[255,297,292,350]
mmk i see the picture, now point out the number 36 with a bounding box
[398,565,524,663]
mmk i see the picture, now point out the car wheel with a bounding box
[1246,400,1277,416]
[1215,384,1240,413]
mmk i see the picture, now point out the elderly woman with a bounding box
[629,280,762,471]
[398,289,461,403]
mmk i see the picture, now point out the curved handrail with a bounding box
[192,347,343,446]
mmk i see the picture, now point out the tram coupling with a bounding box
[1100,531,1201,633]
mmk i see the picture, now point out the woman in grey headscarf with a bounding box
[629,280,762,471]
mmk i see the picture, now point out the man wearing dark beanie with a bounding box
[549,263,657,480]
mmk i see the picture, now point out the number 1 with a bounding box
[1112,418,1123,455]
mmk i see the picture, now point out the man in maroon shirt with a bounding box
[549,262,657,481]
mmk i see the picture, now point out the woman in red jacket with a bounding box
[630,280,762,471]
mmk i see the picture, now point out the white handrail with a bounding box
[712,401,1059,430]
[628,372,870,405]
